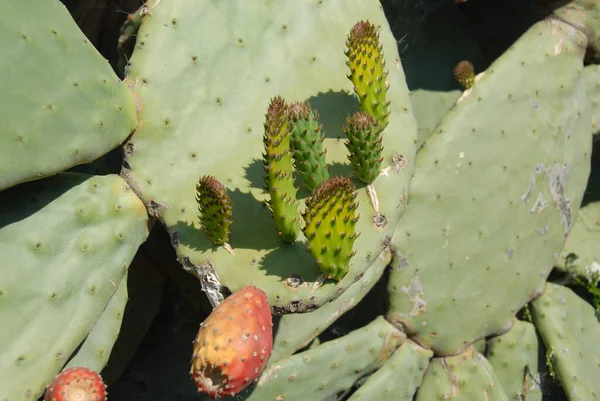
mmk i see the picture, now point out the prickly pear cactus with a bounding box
[387,18,592,355]
[0,173,148,400]
[0,1,137,191]
[121,0,418,312]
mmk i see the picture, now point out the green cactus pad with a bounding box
[345,20,390,131]
[453,60,476,90]
[344,112,384,184]
[415,347,509,400]
[263,97,302,243]
[556,201,600,279]
[583,65,600,135]
[0,0,138,191]
[240,316,404,400]
[531,282,600,401]
[486,319,542,401]
[64,273,128,372]
[270,247,391,362]
[287,101,329,191]
[196,175,234,245]
[302,176,359,281]
[121,0,417,313]
[347,339,432,401]
[0,173,149,400]
[387,19,592,354]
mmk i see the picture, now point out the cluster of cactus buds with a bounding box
[193,20,392,283]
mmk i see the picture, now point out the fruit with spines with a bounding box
[453,60,475,89]
[263,97,301,243]
[344,111,384,184]
[345,20,390,131]
[44,366,107,401]
[302,176,360,281]
[191,286,273,398]
[286,101,329,191]
[196,175,233,246]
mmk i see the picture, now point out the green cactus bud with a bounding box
[196,175,233,245]
[345,20,390,131]
[344,111,384,184]
[263,97,301,243]
[302,176,360,281]
[286,101,329,191]
[453,60,475,90]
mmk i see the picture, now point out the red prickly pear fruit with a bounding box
[44,366,107,401]
[191,286,273,398]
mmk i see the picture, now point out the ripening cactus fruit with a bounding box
[263,97,301,243]
[302,176,360,281]
[191,286,273,398]
[286,101,329,191]
[196,175,233,245]
[453,60,475,90]
[345,20,390,132]
[344,111,384,184]
[44,367,107,401]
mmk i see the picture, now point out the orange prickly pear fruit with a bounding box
[44,366,107,401]
[190,286,273,398]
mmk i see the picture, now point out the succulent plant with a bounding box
[3,0,600,400]
[453,60,476,89]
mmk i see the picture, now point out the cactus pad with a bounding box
[486,319,542,401]
[344,111,384,184]
[387,19,592,354]
[240,316,404,400]
[345,20,390,130]
[121,0,418,312]
[348,339,432,401]
[0,173,148,400]
[531,282,600,401]
[0,0,137,191]
[415,347,509,400]
[263,97,301,243]
[287,101,329,191]
[196,176,233,246]
[302,176,359,281]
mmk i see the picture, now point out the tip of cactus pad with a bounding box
[196,175,233,245]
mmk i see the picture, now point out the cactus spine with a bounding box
[344,111,384,184]
[302,176,360,281]
[263,97,301,243]
[287,101,329,191]
[345,20,390,131]
[196,176,233,245]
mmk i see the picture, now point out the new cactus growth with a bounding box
[302,176,360,281]
[453,60,475,89]
[344,111,384,184]
[287,101,329,191]
[345,20,390,131]
[196,175,233,246]
[263,97,301,243]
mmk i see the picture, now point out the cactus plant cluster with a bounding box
[2,0,600,400]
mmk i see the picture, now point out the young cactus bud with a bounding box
[287,101,329,191]
[345,20,390,131]
[344,111,384,184]
[453,60,475,90]
[196,176,233,245]
[302,176,360,281]
[263,97,301,243]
